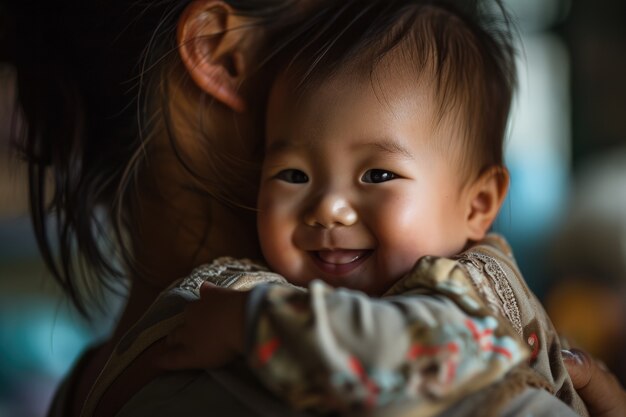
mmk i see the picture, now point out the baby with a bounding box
[159,1,587,416]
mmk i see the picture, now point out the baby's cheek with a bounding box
[383,248,423,280]
[258,219,305,283]
[268,252,310,287]
[376,227,442,280]
[258,214,284,262]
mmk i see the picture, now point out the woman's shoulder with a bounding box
[116,362,313,417]
[78,257,290,417]
[47,344,106,417]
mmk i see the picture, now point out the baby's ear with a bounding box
[177,1,258,112]
[465,166,509,241]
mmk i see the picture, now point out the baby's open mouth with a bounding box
[316,249,370,265]
[310,249,372,276]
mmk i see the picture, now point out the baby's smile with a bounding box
[310,249,372,275]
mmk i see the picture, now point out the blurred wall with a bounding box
[499,0,626,383]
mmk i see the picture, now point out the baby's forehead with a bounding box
[270,55,465,137]
[278,41,434,95]
[267,64,470,162]
[266,54,478,181]
[266,1,513,178]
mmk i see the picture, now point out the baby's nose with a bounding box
[304,194,357,228]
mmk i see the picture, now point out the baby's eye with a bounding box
[275,169,309,184]
[361,169,397,183]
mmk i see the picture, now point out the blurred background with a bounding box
[1,0,626,415]
[0,69,117,415]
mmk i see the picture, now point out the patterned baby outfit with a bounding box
[71,235,586,417]
[239,234,587,416]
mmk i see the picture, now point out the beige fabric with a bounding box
[456,235,589,416]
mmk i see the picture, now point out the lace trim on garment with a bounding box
[460,252,523,336]
[461,261,507,319]
[178,257,289,293]
[179,257,259,290]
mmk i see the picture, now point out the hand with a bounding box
[159,282,249,370]
[562,348,626,417]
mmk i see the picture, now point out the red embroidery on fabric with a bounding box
[257,337,281,364]
[465,318,493,340]
[405,342,460,384]
[447,342,459,353]
[407,344,445,358]
[446,357,458,383]
[484,343,513,360]
[465,319,512,359]
[527,333,540,362]
[348,356,380,408]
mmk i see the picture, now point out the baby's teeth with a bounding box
[318,250,365,264]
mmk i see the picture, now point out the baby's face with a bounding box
[258,68,474,295]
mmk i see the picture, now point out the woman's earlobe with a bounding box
[177,0,251,112]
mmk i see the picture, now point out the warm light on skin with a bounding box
[257,60,481,296]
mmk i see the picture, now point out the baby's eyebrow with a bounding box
[265,137,414,159]
[265,138,299,155]
[358,139,414,159]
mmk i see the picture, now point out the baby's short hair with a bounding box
[276,0,517,177]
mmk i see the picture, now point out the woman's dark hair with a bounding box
[3,1,160,317]
[1,0,305,318]
[2,0,516,318]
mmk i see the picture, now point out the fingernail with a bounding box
[562,348,587,366]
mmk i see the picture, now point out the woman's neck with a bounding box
[111,278,164,343]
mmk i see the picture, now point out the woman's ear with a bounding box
[465,166,510,241]
[177,0,258,112]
